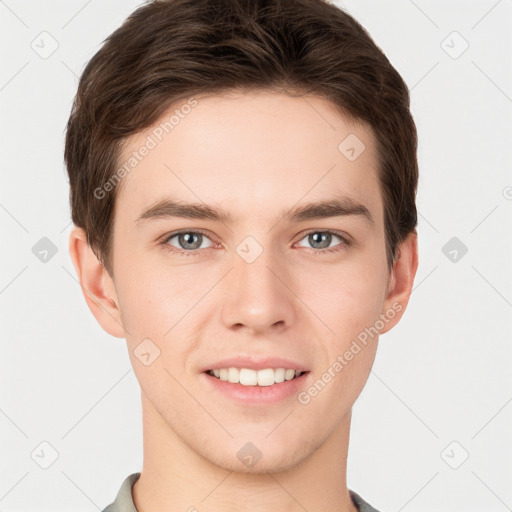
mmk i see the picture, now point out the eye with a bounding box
[296,230,350,253]
[161,230,215,255]
[160,229,351,257]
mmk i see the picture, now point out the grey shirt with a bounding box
[102,473,382,512]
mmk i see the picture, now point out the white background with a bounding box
[0,1,511,510]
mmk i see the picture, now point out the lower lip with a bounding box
[201,371,310,405]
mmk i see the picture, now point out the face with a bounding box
[100,90,401,472]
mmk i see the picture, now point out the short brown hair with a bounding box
[65,0,418,276]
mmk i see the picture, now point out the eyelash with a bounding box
[160,229,351,257]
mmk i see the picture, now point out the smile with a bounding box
[207,367,305,386]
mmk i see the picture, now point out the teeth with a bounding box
[285,369,296,381]
[207,367,304,386]
[257,368,274,386]
[274,368,285,383]
[240,368,257,386]
[228,367,240,384]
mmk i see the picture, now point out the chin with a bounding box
[201,434,316,475]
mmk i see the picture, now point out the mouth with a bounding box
[205,367,308,387]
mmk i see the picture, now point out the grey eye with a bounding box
[298,231,343,250]
[166,232,213,251]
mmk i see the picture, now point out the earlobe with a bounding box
[379,231,419,335]
[68,227,126,338]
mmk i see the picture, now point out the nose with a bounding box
[220,245,297,334]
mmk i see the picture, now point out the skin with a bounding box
[69,90,418,512]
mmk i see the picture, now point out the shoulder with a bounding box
[101,473,141,512]
[349,489,382,512]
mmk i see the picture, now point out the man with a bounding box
[66,1,419,510]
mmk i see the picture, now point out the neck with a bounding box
[133,391,358,512]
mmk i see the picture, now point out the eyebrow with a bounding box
[135,196,374,227]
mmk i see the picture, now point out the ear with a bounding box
[379,230,419,335]
[68,226,126,338]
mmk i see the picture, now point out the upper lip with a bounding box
[201,356,309,373]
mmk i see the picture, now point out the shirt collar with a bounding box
[104,473,140,512]
[105,473,380,512]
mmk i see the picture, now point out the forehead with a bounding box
[114,90,382,226]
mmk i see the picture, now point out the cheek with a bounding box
[114,249,204,337]
[296,265,383,416]
[296,256,386,344]
[117,269,202,389]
